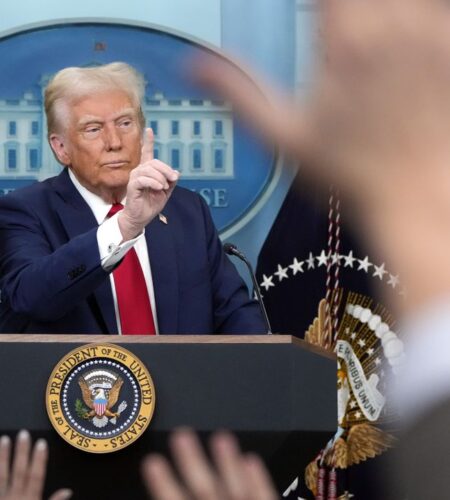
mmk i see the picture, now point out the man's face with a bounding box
[50,90,142,202]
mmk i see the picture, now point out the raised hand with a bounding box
[196,0,450,313]
[198,0,450,195]
[0,431,72,500]
[141,428,278,500]
[118,128,179,241]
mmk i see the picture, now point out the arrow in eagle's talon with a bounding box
[109,401,128,425]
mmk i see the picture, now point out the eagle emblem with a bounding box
[303,291,403,497]
[76,369,128,428]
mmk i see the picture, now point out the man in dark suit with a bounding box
[0,62,266,335]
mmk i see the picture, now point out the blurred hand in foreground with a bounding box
[142,428,278,500]
[0,431,71,500]
[196,0,450,314]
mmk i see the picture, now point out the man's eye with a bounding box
[86,126,101,133]
[82,126,101,139]
[119,118,134,130]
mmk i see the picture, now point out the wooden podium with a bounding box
[0,335,336,499]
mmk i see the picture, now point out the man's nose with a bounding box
[103,124,122,151]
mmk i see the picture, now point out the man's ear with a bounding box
[49,133,71,166]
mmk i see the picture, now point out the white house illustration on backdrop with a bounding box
[0,73,234,183]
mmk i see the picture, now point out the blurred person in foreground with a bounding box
[143,0,450,498]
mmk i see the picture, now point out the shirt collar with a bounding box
[68,168,125,224]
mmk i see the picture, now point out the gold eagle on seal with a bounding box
[77,369,125,428]
[304,292,400,496]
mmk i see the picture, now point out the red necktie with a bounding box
[108,203,156,335]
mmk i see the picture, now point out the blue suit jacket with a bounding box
[0,169,266,335]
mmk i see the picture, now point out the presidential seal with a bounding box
[46,343,155,453]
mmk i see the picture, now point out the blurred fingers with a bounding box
[0,435,11,494]
[142,455,187,500]
[195,54,310,161]
[25,439,48,499]
[48,489,73,500]
[170,429,222,500]
[10,430,31,495]
[195,56,279,136]
[244,454,278,500]
[210,431,247,500]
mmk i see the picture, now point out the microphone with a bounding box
[223,243,273,334]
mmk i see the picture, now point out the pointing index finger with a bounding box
[141,127,154,163]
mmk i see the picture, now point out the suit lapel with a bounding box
[146,215,179,334]
[52,170,118,334]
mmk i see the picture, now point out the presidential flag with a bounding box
[256,176,403,500]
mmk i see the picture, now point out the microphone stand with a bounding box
[224,243,273,335]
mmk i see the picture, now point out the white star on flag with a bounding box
[358,339,366,347]
[306,252,315,269]
[274,264,289,282]
[357,256,372,272]
[343,250,356,268]
[289,258,304,275]
[351,332,357,340]
[316,250,328,267]
[355,411,362,419]
[375,357,382,366]
[367,347,375,356]
[331,253,341,265]
[388,274,400,289]
[373,263,387,280]
[260,274,275,291]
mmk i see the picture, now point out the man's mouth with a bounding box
[102,160,129,168]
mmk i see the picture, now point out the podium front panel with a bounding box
[0,335,336,499]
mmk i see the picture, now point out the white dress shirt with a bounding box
[68,169,159,334]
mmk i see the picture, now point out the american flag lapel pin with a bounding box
[159,213,168,225]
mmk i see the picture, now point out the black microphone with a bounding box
[223,242,273,334]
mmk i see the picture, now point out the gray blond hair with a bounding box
[44,62,146,135]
